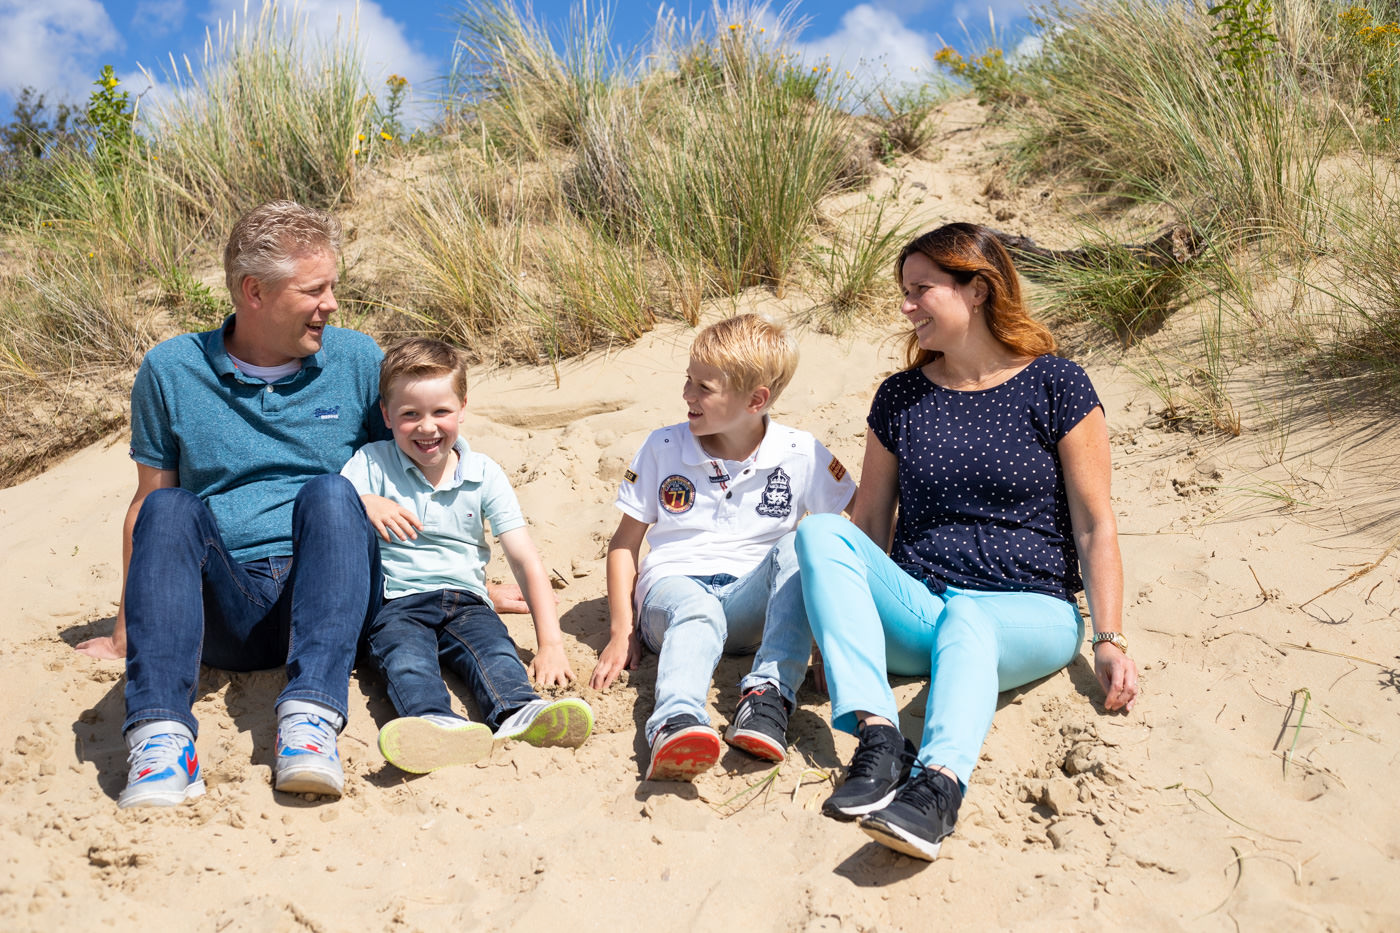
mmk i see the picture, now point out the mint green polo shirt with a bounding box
[340,439,526,600]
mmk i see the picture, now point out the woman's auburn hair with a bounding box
[895,222,1056,370]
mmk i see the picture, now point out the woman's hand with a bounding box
[1093,642,1138,712]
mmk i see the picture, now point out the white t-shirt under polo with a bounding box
[341,438,526,601]
[616,420,856,608]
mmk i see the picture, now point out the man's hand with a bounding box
[75,635,125,660]
[487,582,537,614]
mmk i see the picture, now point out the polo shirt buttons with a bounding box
[265,385,273,393]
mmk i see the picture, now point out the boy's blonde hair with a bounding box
[379,337,469,402]
[689,314,798,405]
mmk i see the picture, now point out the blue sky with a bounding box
[0,0,1035,124]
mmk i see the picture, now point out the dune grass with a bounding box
[6,0,1400,484]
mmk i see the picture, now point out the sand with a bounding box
[3,98,1399,931]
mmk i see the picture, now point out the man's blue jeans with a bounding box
[363,588,539,730]
[795,513,1084,786]
[122,474,381,736]
[638,532,809,745]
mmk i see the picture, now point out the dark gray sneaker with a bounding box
[724,683,789,762]
[821,723,916,822]
[858,767,963,860]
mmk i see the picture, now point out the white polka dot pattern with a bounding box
[866,354,1102,601]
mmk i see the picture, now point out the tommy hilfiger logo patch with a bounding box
[658,474,696,514]
[314,406,341,420]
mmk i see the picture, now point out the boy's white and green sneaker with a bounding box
[378,714,493,773]
[495,698,594,748]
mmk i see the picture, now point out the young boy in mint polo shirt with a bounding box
[341,338,592,772]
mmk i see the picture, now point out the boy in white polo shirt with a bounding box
[589,315,855,781]
[341,338,592,773]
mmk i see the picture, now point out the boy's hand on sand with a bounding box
[1094,645,1139,712]
[75,635,125,660]
[529,644,575,687]
[362,495,422,542]
[589,632,641,691]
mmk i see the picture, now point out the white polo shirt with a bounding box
[616,420,856,607]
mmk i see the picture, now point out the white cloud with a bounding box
[133,0,187,38]
[192,1,441,125]
[0,0,122,102]
[795,4,941,99]
[198,1,437,85]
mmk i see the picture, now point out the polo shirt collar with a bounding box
[391,437,480,489]
[679,416,779,467]
[204,314,326,381]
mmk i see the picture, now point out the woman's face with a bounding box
[899,252,986,354]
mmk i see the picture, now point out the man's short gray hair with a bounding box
[224,200,342,303]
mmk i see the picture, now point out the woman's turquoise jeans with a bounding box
[794,513,1083,786]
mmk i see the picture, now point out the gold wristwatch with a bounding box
[1090,632,1128,652]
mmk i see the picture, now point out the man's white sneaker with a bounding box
[118,729,205,808]
[274,712,344,797]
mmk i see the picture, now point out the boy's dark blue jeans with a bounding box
[122,474,382,736]
[365,588,539,729]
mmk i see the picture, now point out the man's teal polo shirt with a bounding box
[128,316,385,562]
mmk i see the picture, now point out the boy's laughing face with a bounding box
[381,373,466,483]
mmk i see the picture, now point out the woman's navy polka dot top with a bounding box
[867,354,1102,602]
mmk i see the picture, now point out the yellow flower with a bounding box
[729,23,739,30]
[358,133,366,141]
[380,131,393,141]
[354,148,361,155]
[87,251,94,258]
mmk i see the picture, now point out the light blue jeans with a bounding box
[639,533,809,744]
[794,514,1083,786]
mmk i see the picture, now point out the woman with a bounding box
[795,223,1138,860]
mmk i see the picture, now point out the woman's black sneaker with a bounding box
[821,723,916,822]
[858,767,963,860]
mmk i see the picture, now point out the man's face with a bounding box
[237,250,338,366]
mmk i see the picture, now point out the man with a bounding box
[77,201,387,807]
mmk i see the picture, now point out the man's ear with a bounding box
[241,274,265,310]
[748,385,771,414]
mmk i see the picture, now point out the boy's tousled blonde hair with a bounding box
[379,337,469,402]
[689,314,798,405]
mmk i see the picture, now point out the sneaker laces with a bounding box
[899,765,960,815]
[847,726,908,780]
[127,733,187,773]
[279,714,336,753]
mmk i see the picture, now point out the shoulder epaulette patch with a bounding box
[827,457,847,482]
